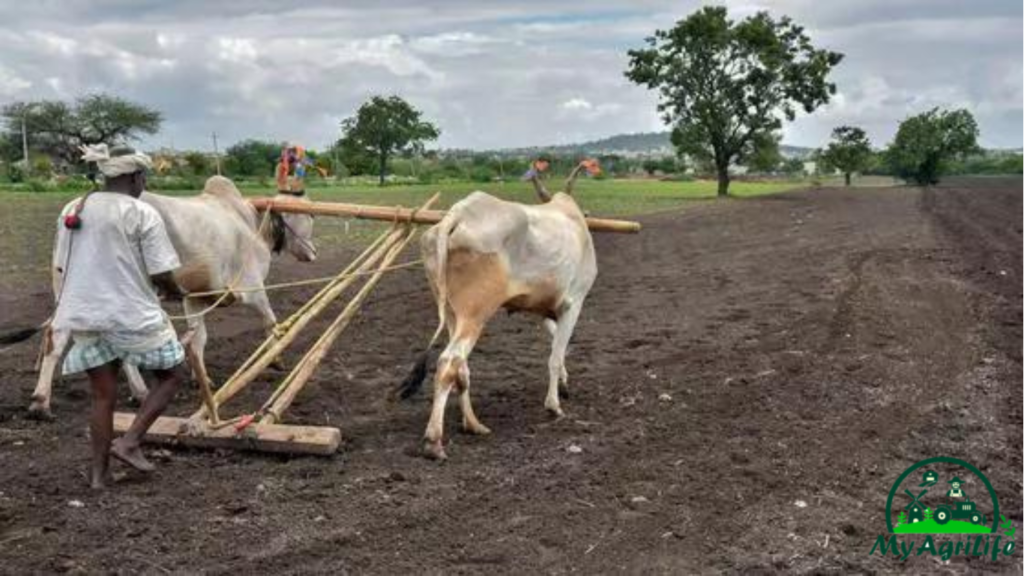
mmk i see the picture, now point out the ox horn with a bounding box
[564,161,588,196]
[530,172,552,202]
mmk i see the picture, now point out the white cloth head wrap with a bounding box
[79,143,153,178]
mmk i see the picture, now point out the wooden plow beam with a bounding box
[113,194,442,456]
[248,197,642,234]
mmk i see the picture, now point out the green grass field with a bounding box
[895,519,991,534]
[0,178,804,285]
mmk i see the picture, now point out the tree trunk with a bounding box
[844,172,851,186]
[716,163,730,197]
[378,150,387,186]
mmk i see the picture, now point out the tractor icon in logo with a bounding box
[934,499,984,526]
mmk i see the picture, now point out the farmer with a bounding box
[946,477,966,499]
[53,143,186,489]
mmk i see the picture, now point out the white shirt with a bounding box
[52,192,180,350]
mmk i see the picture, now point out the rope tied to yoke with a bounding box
[166,205,275,322]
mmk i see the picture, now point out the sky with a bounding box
[0,0,1020,152]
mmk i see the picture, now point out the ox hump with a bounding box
[202,175,244,199]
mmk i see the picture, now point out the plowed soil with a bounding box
[0,178,1020,574]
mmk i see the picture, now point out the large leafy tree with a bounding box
[223,139,282,177]
[745,132,783,174]
[339,95,440,185]
[886,108,979,185]
[625,6,843,196]
[819,125,872,186]
[2,94,161,166]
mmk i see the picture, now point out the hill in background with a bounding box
[468,131,815,159]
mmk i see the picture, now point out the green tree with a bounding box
[923,508,932,521]
[183,151,210,176]
[779,157,805,176]
[887,108,979,185]
[223,139,282,177]
[819,126,872,186]
[897,511,907,525]
[746,133,783,174]
[2,94,161,166]
[625,6,842,196]
[339,95,440,185]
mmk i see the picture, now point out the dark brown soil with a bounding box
[1,178,1020,574]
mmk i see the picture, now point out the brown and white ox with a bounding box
[28,176,317,418]
[395,162,598,459]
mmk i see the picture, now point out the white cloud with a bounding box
[410,32,499,56]
[217,38,258,64]
[0,1,1017,150]
[0,65,31,96]
[562,97,593,110]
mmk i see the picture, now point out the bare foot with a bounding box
[110,439,155,472]
[90,471,111,490]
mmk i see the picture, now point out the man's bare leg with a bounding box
[86,362,119,489]
[111,363,184,472]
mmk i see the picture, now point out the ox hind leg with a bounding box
[424,328,488,460]
[544,302,584,418]
[422,252,507,459]
[29,327,70,419]
[544,319,570,399]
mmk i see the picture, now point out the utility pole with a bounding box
[211,131,222,175]
[21,115,29,175]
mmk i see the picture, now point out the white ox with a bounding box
[395,162,598,460]
[29,176,317,418]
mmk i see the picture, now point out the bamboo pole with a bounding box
[220,226,396,389]
[260,228,418,424]
[248,197,642,234]
[191,193,440,420]
[191,229,403,419]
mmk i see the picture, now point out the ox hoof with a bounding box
[545,405,566,419]
[462,422,492,436]
[422,439,448,461]
[27,400,54,421]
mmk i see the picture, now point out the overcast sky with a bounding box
[0,1,1020,151]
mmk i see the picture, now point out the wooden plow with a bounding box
[114,194,640,456]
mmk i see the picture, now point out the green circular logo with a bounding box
[885,457,999,534]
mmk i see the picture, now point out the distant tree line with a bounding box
[0,65,1018,192]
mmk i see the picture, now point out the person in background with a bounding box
[53,143,187,489]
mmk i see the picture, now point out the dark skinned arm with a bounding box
[151,271,186,301]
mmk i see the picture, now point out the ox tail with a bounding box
[391,211,459,401]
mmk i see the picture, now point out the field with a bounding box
[0,177,800,287]
[894,519,990,534]
[0,177,1020,573]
